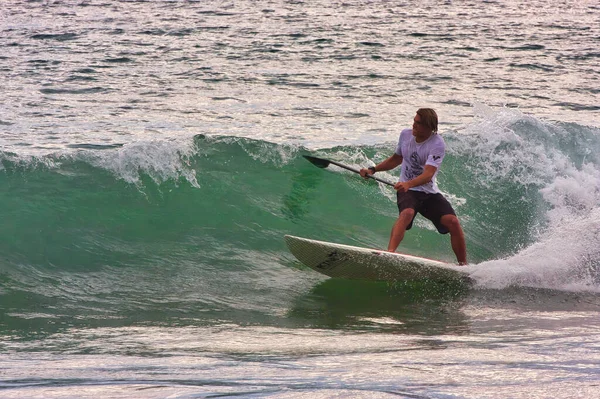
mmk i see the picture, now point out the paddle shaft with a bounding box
[304,155,395,187]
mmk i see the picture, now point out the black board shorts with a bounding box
[396,190,456,234]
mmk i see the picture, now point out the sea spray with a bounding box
[450,106,600,291]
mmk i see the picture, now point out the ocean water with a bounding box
[1,1,600,398]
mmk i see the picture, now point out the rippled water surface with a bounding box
[2,0,599,154]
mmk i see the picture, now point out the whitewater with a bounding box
[1,0,600,398]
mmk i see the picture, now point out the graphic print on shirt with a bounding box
[406,151,423,180]
[395,129,444,194]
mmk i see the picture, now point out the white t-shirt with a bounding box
[394,128,445,194]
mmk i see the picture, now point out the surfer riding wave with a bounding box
[360,108,468,265]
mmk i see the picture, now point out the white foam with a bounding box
[459,106,600,292]
[83,139,200,187]
[471,209,600,292]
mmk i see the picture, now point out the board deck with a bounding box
[284,235,472,283]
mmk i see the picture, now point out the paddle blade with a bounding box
[303,155,331,168]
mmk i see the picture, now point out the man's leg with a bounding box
[440,214,467,265]
[388,208,415,252]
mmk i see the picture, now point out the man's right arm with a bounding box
[359,153,403,178]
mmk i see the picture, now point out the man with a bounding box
[359,108,467,265]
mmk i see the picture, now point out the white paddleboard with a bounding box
[285,235,471,283]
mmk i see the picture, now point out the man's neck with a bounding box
[414,131,433,143]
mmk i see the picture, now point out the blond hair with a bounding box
[417,108,438,133]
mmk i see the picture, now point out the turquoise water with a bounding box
[1,1,600,398]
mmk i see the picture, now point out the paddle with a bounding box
[303,155,395,187]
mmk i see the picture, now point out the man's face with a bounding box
[412,114,430,136]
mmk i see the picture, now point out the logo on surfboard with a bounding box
[316,250,349,270]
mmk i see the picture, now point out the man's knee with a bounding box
[440,214,462,232]
[397,209,415,226]
[399,208,415,220]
